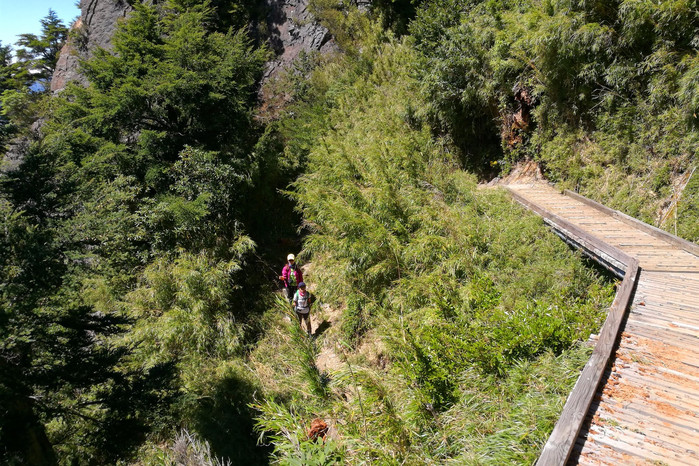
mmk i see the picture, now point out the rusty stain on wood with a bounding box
[504,182,699,466]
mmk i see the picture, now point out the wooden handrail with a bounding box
[537,259,638,465]
[506,187,641,466]
[507,189,635,277]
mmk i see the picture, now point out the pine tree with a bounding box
[15,9,68,84]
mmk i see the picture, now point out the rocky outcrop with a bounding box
[52,0,339,93]
[262,0,335,81]
[51,0,133,92]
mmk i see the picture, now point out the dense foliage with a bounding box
[252,27,613,464]
[15,9,69,82]
[1,10,68,152]
[410,0,699,238]
[0,1,281,463]
[3,0,696,464]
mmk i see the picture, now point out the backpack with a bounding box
[294,290,316,309]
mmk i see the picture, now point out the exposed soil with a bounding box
[311,302,345,373]
[498,160,547,185]
[485,160,548,188]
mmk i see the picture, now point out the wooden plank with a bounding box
[622,323,699,351]
[590,414,699,449]
[585,429,696,466]
[631,298,699,313]
[584,433,689,466]
[603,370,699,405]
[626,314,699,338]
[617,243,678,247]
[634,298,699,310]
[640,278,699,289]
[624,318,699,342]
[637,284,699,297]
[641,267,699,273]
[631,300,699,317]
[587,416,699,457]
[506,184,699,465]
[636,294,699,305]
[639,274,699,284]
[636,255,699,263]
[638,274,699,284]
[637,282,699,295]
[631,305,699,319]
[622,250,697,257]
[630,311,699,328]
[595,400,699,437]
[629,308,699,328]
[574,440,630,466]
[643,272,699,282]
[536,261,640,465]
[508,189,634,276]
[590,408,699,449]
[635,292,699,305]
[636,290,699,302]
[653,366,699,388]
[637,281,699,294]
[564,189,699,258]
[638,289,699,301]
[640,264,699,270]
[600,368,699,407]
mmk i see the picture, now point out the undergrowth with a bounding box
[410,0,698,238]
[251,24,615,464]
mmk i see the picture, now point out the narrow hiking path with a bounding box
[311,303,344,373]
[503,181,699,465]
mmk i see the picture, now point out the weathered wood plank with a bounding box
[626,314,699,338]
[624,321,699,345]
[604,370,699,405]
[595,401,699,436]
[564,189,699,258]
[536,260,640,466]
[505,183,699,465]
[585,429,696,465]
[629,307,699,327]
[507,188,634,276]
[588,415,698,455]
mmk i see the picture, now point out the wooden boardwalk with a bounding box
[504,182,699,465]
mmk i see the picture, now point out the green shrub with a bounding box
[410,0,698,241]
[341,295,369,346]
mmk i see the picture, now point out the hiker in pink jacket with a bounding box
[279,253,303,304]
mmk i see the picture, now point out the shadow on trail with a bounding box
[314,319,332,338]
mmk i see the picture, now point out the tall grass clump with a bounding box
[253,399,344,465]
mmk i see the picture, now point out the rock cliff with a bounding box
[51,0,133,92]
[262,0,335,81]
[51,0,337,93]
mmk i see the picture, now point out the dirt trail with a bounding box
[312,303,345,373]
[291,263,388,376]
